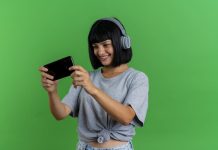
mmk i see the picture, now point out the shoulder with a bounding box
[127,68,149,84]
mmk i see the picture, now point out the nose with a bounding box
[96,45,105,55]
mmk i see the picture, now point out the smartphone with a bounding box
[43,56,74,80]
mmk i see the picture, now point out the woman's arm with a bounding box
[69,65,135,125]
[39,66,71,120]
[48,91,71,120]
[91,88,135,125]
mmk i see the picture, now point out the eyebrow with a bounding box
[92,40,111,45]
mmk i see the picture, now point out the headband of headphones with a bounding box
[99,18,131,49]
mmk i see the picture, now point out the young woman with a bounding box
[39,17,149,150]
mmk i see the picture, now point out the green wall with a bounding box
[0,0,218,149]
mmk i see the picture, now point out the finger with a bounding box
[72,65,87,73]
[73,80,83,87]
[41,72,54,80]
[69,66,75,71]
[71,71,83,80]
[73,76,83,82]
[43,83,52,88]
[72,80,77,88]
[38,66,48,72]
[73,70,83,77]
[42,78,55,85]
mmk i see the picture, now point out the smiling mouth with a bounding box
[99,55,109,61]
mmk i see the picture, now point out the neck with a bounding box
[101,64,129,78]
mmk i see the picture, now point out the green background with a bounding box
[0,0,218,149]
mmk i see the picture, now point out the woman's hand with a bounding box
[38,66,58,93]
[69,65,97,95]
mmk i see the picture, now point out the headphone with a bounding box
[99,18,131,49]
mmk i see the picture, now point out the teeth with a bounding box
[100,56,108,60]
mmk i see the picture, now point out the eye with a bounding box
[92,45,98,49]
[103,43,111,48]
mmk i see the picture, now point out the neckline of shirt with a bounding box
[98,67,133,81]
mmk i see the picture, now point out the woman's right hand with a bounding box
[38,66,58,93]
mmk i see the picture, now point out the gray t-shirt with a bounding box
[62,67,149,143]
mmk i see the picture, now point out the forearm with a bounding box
[90,88,135,125]
[48,91,68,120]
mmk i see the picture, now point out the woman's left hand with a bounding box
[69,65,97,95]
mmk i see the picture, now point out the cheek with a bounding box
[93,49,97,56]
[108,48,114,55]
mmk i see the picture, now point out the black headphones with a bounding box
[99,18,131,49]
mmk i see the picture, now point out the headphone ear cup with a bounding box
[121,36,131,49]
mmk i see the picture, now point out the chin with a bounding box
[99,60,110,65]
[102,60,112,65]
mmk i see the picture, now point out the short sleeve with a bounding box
[61,85,82,117]
[124,72,149,127]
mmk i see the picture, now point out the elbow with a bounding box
[54,116,64,121]
[120,108,135,125]
[121,118,133,126]
[50,110,67,121]
[52,113,65,121]
[122,122,130,126]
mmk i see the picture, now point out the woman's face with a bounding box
[92,39,114,67]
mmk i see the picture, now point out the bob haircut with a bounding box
[88,18,132,69]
